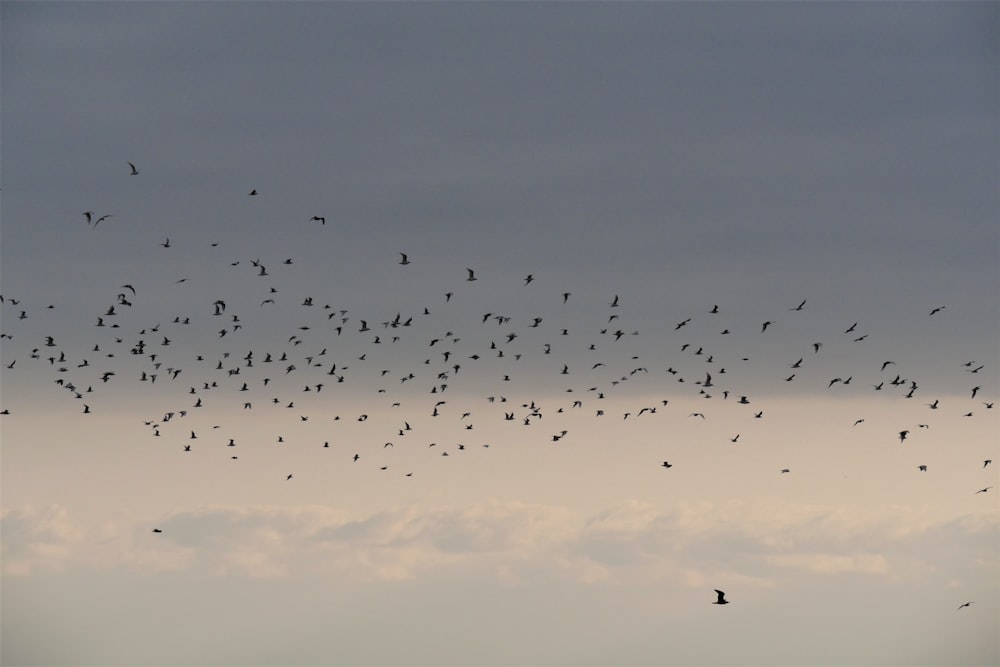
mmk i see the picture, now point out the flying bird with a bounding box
[713,590,730,605]
[128,161,139,175]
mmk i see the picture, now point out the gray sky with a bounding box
[2,2,998,666]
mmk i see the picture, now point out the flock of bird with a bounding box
[1,162,995,611]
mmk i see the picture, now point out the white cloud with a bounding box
[4,498,994,590]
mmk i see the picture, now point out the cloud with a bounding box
[3,498,994,590]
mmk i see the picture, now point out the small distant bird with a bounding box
[152,528,162,533]
[789,299,806,311]
[761,321,773,332]
[310,216,325,224]
[661,461,672,469]
[286,474,293,480]
[984,460,992,468]
[780,468,790,474]
[975,486,992,494]
[248,189,257,196]
[399,253,410,265]
[128,161,139,175]
[713,590,730,605]
[898,430,909,443]
[917,465,927,471]
[929,306,945,316]
[957,601,973,610]
[466,268,477,282]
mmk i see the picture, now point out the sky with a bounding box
[1,2,998,665]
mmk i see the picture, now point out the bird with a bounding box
[152,528,162,533]
[465,268,477,281]
[310,216,325,224]
[713,590,730,605]
[917,465,927,471]
[128,161,139,175]
[248,189,257,196]
[929,306,945,316]
[956,601,973,610]
[789,299,806,311]
[661,461,672,469]
[975,487,992,494]
[399,253,410,265]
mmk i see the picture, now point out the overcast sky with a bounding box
[2,2,998,666]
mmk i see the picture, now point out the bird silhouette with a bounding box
[713,590,729,605]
